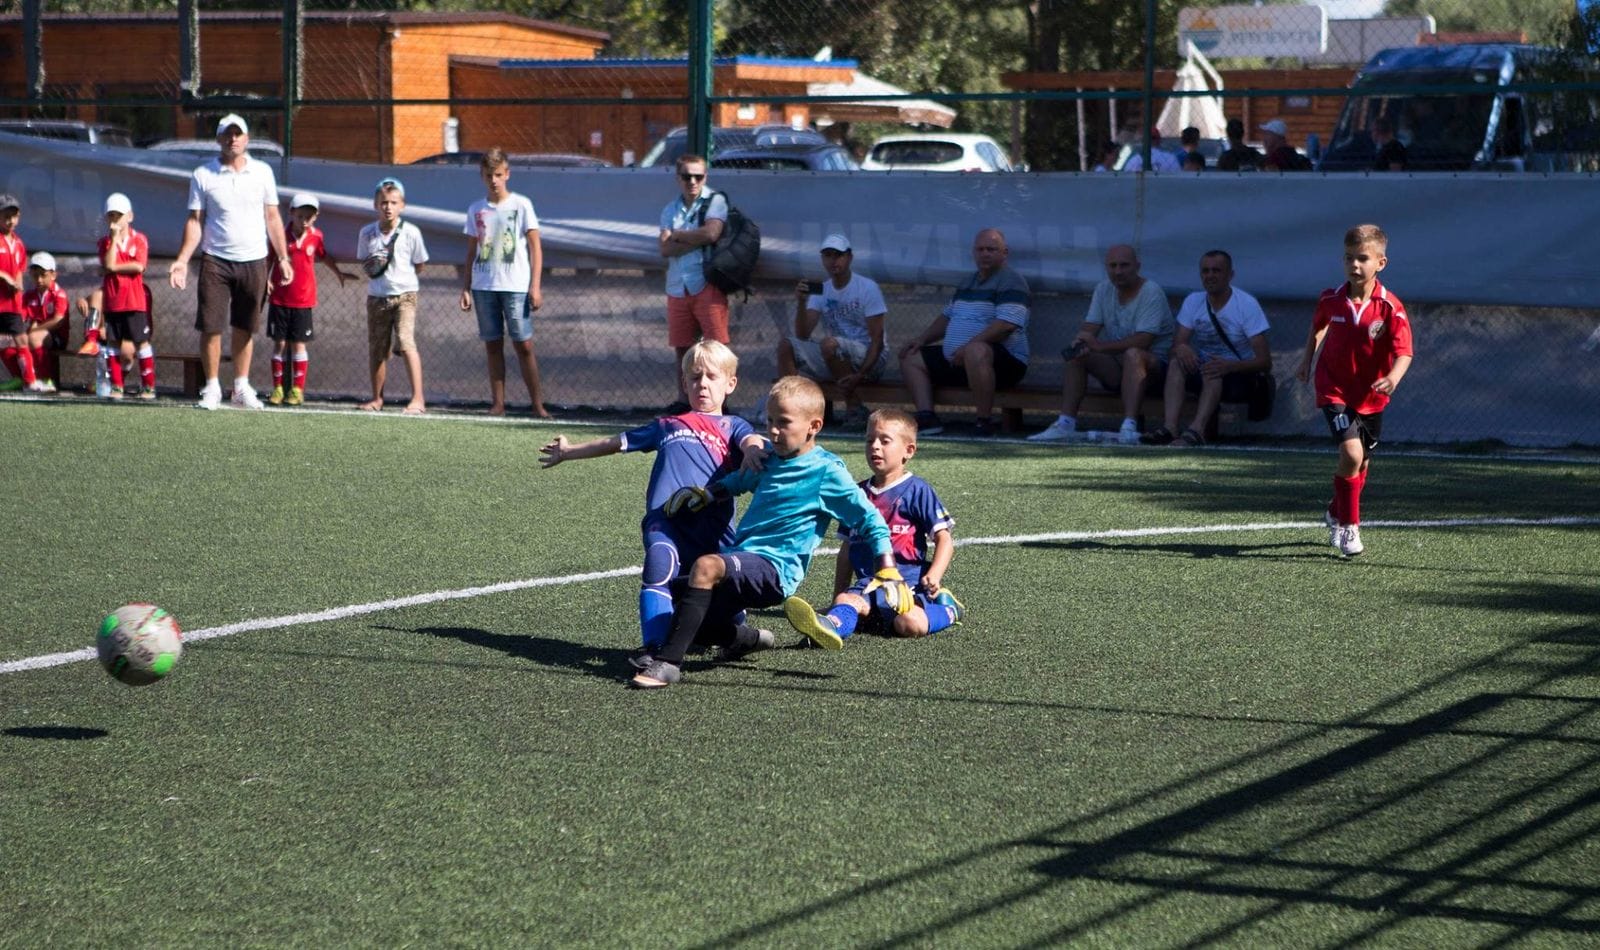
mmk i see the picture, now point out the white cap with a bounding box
[29,251,56,271]
[820,233,851,253]
[104,192,132,216]
[290,193,319,210]
[1258,119,1288,137]
[216,113,249,137]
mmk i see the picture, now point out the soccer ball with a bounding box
[96,604,183,686]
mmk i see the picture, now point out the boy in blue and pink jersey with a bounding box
[783,407,964,646]
[540,340,764,665]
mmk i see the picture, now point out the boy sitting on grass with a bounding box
[630,375,908,689]
[539,340,765,668]
[783,408,964,647]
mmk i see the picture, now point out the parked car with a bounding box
[410,151,612,168]
[710,143,859,171]
[861,133,1014,172]
[147,137,286,158]
[638,124,830,168]
[0,119,133,147]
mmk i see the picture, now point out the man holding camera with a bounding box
[1029,244,1173,445]
[773,233,887,428]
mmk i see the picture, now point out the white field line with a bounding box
[3,515,1597,677]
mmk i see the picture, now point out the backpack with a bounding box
[696,191,760,295]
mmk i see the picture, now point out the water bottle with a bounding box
[94,347,111,398]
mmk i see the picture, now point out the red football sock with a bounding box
[292,355,308,390]
[1,347,18,378]
[34,347,55,382]
[84,328,100,347]
[14,345,35,384]
[271,355,285,388]
[139,352,156,391]
[1333,475,1358,525]
[107,356,125,388]
[1351,469,1369,525]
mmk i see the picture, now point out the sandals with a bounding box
[1140,425,1175,446]
[1177,428,1206,447]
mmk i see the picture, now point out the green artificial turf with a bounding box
[2,401,1597,946]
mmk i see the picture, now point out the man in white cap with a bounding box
[167,112,292,410]
[774,233,888,427]
[1259,118,1310,171]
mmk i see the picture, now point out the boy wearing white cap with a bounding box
[266,193,354,405]
[22,251,69,392]
[94,191,156,399]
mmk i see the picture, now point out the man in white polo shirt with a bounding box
[168,113,291,410]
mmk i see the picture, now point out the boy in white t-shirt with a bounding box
[357,177,429,414]
[1144,249,1272,446]
[458,149,549,417]
[774,233,888,427]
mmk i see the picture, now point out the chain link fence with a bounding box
[3,1,1598,445]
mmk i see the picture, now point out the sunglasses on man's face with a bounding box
[679,172,705,181]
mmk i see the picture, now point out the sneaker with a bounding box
[716,627,776,662]
[626,648,656,671]
[1141,426,1176,446]
[784,596,844,651]
[628,659,681,689]
[0,378,23,392]
[107,386,124,401]
[1323,506,1339,547]
[841,405,872,429]
[197,384,222,411]
[39,379,57,394]
[1027,419,1076,443]
[24,379,50,393]
[231,383,264,410]
[137,386,156,400]
[913,410,944,437]
[1118,423,1142,445]
[268,384,285,406]
[286,386,304,407]
[1336,524,1365,557]
[933,589,965,626]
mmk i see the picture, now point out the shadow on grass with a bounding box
[1021,538,1323,560]
[1417,581,1600,622]
[3,725,108,740]
[391,624,633,681]
[695,620,1600,947]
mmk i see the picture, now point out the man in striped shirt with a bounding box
[896,228,1030,436]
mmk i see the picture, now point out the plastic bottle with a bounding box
[94,347,111,398]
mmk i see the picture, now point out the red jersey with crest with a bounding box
[1311,279,1412,414]
[0,231,26,314]
[270,225,327,309]
[24,284,69,338]
[98,228,150,313]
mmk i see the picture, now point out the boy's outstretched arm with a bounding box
[539,433,623,468]
[920,528,955,597]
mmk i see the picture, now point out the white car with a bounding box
[861,133,1014,172]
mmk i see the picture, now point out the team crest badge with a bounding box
[1367,319,1385,340]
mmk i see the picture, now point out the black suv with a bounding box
[638,125,829,168]
[710,143,859,171]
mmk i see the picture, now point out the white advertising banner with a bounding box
[1179,4,1328,58]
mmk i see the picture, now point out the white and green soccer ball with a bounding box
[97,604,183,686]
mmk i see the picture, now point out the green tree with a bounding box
[1381,0,1577,46]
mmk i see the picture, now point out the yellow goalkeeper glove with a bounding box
[862,567,915,615]
[663,486,712,517]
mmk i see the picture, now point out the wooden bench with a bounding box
[55,351,227,398]
[820,381,1230,436]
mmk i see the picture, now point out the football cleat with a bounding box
[784,596,843,651]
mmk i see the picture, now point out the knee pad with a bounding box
[641,541,680,588]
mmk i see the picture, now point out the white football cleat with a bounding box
[1027,419,1077,443]
[1323,506,1339,547]
[196,384,222,411]
[1336,524,1364,557]
[230,383,264,410]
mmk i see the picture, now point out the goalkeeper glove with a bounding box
[862,567,915,615]
[663,486,712,517]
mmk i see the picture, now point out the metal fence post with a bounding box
[688,0,714,157]
[282,0,302,173]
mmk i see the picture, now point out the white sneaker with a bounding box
[196,385,222,411]
[24,379,50,393]
[1323,506,1339,547]
[230,383,264,410]
[1027,419,1077,443]
[1118,424,1141,445]
[1336,524,1365,557]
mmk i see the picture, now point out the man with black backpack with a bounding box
[658,154,731,412]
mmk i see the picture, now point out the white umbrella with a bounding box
[1156,42,1228,140]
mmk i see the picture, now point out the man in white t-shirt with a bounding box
[775,233,888,427]
[1143,250,1272,446]
[459,149,548,418]
[168,113,292,411]
[1030,244,1174,444]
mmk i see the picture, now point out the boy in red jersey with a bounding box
[96,193,156,399]
[22,252,70,392]
[1295,224,1413,557]
[268,194,353,405]
[0,192,44,392]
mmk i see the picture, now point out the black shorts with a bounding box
[670,551,786,648]
[0,313,26,335]
[1323,403,1382,455]
[104,311,152,345]
[267,304,315,342]
[921,343,1028,391]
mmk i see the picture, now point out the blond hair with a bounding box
[681,340,739,380]
[768,375,825,421]
[480,148,510,173]
[868,407,918,439]
[1344,223,1388,252]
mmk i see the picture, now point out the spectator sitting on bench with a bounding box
[1143,250,1271,447]
[897,228,1030,437]
[774,233,888,429]
[1029,244,1173,445]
